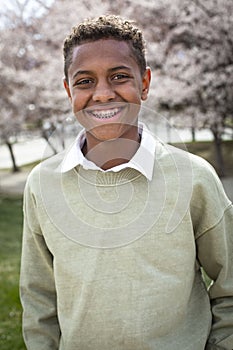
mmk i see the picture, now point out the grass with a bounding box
[0,196,26,350]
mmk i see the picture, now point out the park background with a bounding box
[0,0,232,349]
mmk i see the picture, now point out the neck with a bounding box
[82,129,141,170]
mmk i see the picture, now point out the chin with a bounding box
[91,124,126,140]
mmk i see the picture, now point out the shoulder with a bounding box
[156,142,222,183]
[155,141,231,205]
[25,151,66,193]
[155,143,231,236]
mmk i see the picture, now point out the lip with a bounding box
[85,104,127,123]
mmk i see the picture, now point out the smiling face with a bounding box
[64,39,151,149]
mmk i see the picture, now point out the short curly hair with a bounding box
[63,15,146,82]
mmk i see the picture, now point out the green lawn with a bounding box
[0,196,26,350]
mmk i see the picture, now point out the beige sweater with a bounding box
[20,142,233,350]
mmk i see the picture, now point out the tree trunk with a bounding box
[191,126,196,142]
[6,141,20,173]
[42,133,57,155]
[191,115,196,142]
[212,132,225,177]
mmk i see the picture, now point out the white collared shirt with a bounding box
[61,123,156,181]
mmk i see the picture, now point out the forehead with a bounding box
[70,39,138,72]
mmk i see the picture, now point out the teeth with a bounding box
[91,108,119,119]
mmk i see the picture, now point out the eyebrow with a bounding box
[72,65,131,80]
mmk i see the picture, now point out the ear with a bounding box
[63,78,72,101]
[141,67,151,101]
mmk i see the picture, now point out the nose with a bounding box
[92,79,115,103]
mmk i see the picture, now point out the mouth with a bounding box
[86,106,125,121]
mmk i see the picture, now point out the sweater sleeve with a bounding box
[191,160,233,350]
[20,175,61,349]
[197,205,233,350]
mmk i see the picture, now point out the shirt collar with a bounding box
[60,123,156,180]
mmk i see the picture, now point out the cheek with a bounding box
[71,96,82,112]
[71,91,90,112]
[73,109,87,127]
[121,85,143,103]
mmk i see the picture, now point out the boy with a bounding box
[20,15,233,349]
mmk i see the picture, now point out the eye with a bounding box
[112,73,130,81]
[74,78,94,87]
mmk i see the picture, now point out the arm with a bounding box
[20,178,60,349]
[196,204,233,350]
[191,159,233,349]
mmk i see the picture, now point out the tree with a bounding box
[1,0,232,175]
[109,0,233,176]
[0,0,53,171]
[0,0,111,171]
[159,0,233,176]
[0,62,27,172]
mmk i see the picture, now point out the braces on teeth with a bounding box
[91,108,119,119]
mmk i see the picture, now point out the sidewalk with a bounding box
[0,167,232,202]
[0,169,31,196]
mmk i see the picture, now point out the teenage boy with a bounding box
[20,15,233,350]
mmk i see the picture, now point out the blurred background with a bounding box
[0,0,232,348]
[0,0,233,179]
